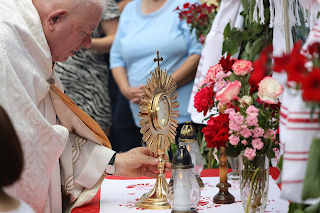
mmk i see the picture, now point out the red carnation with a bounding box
[202,114,229,149]
[219,54,237,72]
[183,2,190,8]
[301,68,320,102]
[194,86,214,116]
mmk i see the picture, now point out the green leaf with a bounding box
[252,25,263,34]
[241,31,249,41]
[305,201,320,213]
[245,42,251,54]
[239,51,249,60]
[229,72,240,82]
[250,37,263,61]
[288,203,299,213]
[277,154,283,172]
[240,0,249,14]
[225,145,242,157]
[222,40,239,56]
[266,148,275,159]
[224,22,231,40]
[301,138,320,200]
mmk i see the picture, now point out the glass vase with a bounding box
[239,152,269,213]
[227,156,239,180]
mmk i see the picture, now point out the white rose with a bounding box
[240,95,252,107]
[257,77,284,104]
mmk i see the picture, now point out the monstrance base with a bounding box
[136,195,171,210]
[213,183,235,204]
[135,173,171,209]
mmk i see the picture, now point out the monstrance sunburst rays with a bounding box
[138,52,179,156]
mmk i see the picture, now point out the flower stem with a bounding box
[244,166,261,213]
[208,147,212,169]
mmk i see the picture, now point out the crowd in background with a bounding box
[55,0,205,153]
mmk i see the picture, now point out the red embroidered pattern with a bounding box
[283,157,308,161]
[282,180,304,184]
[284,151,309,155]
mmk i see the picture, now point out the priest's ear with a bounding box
[46,10,68,31]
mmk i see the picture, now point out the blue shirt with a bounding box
[110,0,202,127]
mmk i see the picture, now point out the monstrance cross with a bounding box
[153,50,163,69]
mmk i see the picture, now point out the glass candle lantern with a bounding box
[167,145,201,213]
[179,122,204,188]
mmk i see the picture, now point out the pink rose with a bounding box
[229,135,240,145]
[232,60,253,76]
[246,113,258,126]
[216,79,227,92]
[205,64,223,83]
[246,105,259,115]
[252,127,264,138]
[257,77,284,104]
[216,80,242,105]
[264,129,276,140]
[233,112,244,125]
[225,108,235,115]
[244,147,256,160]
[229,122,241,132]
[252,138,264,150]
[241,140,248,145]
[240,127,252,138]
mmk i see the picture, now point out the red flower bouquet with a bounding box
[174,2,217,44]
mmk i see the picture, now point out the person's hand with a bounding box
[113,147,171,178]
[122,86,144,105]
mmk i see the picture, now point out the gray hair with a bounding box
[45,0,108,13]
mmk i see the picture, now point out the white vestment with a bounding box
[0,1,115,212]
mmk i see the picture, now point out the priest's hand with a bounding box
[113,147,171,178]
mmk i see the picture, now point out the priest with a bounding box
[0,0,170,213]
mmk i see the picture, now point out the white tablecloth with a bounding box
[99,176,289,213]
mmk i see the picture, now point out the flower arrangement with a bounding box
[194,50,283,212]
[174,2,217,44]
[195,51,282,161]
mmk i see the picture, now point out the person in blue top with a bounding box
[110,0,201,138]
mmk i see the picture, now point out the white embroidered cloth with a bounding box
[278,14,320,204]
[187,0,244,124]
[98,176,288,213]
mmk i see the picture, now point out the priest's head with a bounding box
[32,0,107,62]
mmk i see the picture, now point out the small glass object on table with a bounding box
[167,145,201,213]
[227,156,240,180]
[179,121,204,188]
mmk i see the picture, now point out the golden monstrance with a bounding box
[135,51,179,209]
